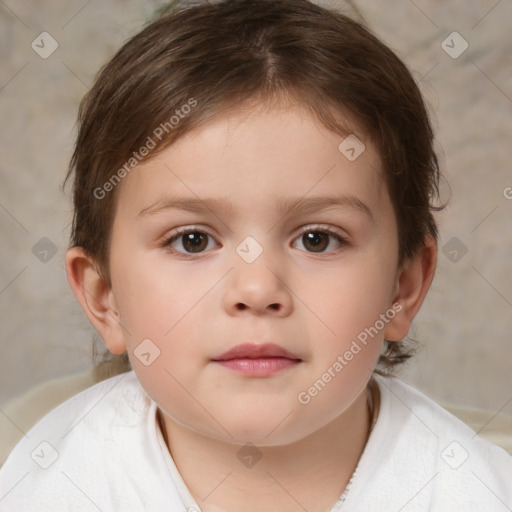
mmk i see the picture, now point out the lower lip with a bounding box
[214,357,300,377]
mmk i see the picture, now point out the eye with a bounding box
[164,228,218,254]
[291,227,346,253]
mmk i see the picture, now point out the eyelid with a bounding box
[160,224,349,255]
[168,225,216,238]
[161,225,220,252]
[294,224,348,240]
[291,224,350,253]
[165,224,346,241]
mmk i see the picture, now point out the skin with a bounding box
[67,101,437,512]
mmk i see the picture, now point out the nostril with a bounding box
[235,303,281,311]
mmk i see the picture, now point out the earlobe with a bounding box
[65,247,127,355]
[384,236,437,342]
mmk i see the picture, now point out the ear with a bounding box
[384,236,437,342]
[65,247,127,355]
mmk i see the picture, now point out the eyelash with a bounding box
[293,225,348,253]
[161,226,218,256]
[161,225,349,256]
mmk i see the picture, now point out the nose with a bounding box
[222,256,293,317]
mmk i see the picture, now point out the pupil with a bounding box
[183,233,207,252]
[304,232,328,252]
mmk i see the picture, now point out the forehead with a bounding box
[114,103,387,222]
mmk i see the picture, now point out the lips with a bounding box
[212,343,302,377]
[212,343,301,362]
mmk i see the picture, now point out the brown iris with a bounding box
[182,232,208,252]
[302,231,329,252]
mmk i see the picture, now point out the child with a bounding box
[1,0,511,510]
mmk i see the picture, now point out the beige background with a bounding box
[0,0,511,420]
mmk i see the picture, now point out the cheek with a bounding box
[301,255,397,340]
[110,253,214,401]
[296,254,397,400]
[292,271,388,427]
[111,252,206,344]
[114,287,214,435]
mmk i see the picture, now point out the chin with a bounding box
[215,412,315,447]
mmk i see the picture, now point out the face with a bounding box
[107,103,401,446]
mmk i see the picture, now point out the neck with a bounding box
[159,382,377,512]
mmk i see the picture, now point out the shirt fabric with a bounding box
[0,371,511,511]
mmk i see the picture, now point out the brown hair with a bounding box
[65,0,442,374]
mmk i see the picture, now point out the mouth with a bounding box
[211,343,302,377]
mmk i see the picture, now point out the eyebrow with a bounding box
[137,195,374,221]
[276,195,374,222]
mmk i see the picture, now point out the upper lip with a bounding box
[212,343,301,361]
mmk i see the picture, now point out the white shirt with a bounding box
[0,371,511,511]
